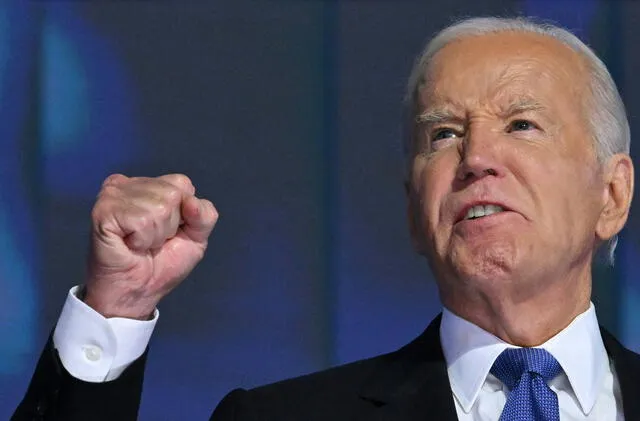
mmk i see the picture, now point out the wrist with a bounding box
[82,285,157,320]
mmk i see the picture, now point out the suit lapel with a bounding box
[356,315,458,421]
[350,317,640,421]
[601,328,640,419]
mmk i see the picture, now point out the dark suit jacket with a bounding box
[12,315,640,420]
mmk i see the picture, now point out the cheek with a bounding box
[412,156,456,233]
[557,171,602,231]
[518,150,601,235]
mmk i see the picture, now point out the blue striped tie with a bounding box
[490,348,563,421]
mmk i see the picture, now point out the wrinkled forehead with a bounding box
[417,32,590,112]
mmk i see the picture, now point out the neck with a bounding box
[440,269,592,347]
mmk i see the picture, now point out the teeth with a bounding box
[464,204,504,220]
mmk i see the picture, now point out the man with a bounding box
[12,16,640,420]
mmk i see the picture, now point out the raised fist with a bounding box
[83,174,218,319]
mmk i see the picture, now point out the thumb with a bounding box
[181,195,218,244]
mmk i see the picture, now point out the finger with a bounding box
[157,174,196,196]
[118,178,184,204]
[118,205,181,252]
[181,197,218,244]
[94,196,181,252]
[149,198,182,249]
[98,178,180,212]
[119,210,157,252]
[120,183,183,214]
[102,173,128,187]
[122,194,183,251]
[129,185,187,249]
[96,178,188,252]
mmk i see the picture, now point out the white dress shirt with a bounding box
[54,288,625,421]
[440,304,624,420]
[53,286,158,382]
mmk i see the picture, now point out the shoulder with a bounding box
[255,351,387,391]
[601,327,640,368]
[211,316,445,420]
[245,315,444,404]
[210,352,395,421]
[600,328,640,416]
[225,351,394,419]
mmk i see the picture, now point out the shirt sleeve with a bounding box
[52,286,159,383]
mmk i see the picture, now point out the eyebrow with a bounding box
[415,108,462,125]
[415,97,547,125]
[500,97,547,118]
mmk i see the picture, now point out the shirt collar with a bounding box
[440,303,608,415]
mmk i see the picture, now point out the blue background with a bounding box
[0,1,638,419]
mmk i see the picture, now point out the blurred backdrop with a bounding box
[0,0,638,419]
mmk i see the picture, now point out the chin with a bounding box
[448,240,519,283]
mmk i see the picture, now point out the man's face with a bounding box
[409,32,607,301]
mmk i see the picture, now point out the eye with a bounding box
[508,119,537,132]
[432,128,459,141]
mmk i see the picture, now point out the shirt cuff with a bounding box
[52,286,159,383]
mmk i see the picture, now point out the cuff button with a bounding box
[82,345,103,362]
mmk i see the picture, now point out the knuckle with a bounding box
[133,213,152,231]
[92,196,115,222]
[90,205,105,225]
[93,219,110,238]
[154,201,172,220]
[164,187,183,205]
[98,184,120,199]
[102,173,126,187]
[126,176,155,190]
[166,173,195,193]
[91,206,116,237]
[173,173,191,185]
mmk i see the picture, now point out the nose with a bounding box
[455,126,505,182]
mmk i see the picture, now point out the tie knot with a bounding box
[490,348,562,390]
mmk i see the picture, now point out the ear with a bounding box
[405,180,427,255]
[595,154,634,241]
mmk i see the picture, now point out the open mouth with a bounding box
[462,204,505,221]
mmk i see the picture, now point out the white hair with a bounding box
[405,17,631,264]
